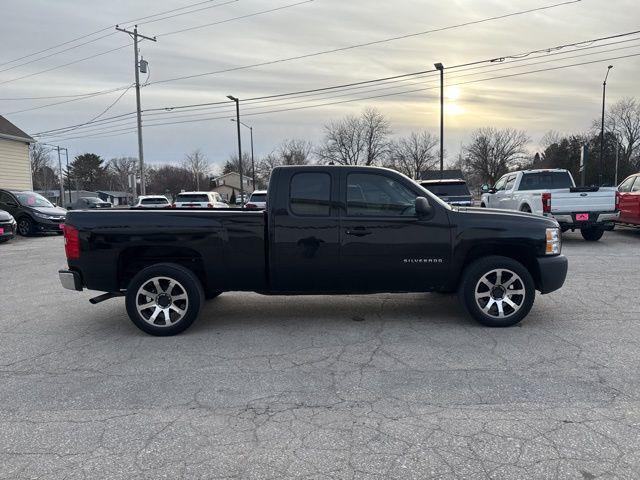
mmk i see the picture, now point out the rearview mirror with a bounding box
[415,196,433,217]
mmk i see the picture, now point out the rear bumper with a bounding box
[536,255,568,294]
[59,269,83,291]
[547,210,619,228]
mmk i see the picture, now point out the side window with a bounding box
[494,176,508,191]
[347,173,417,217]
[289,172,331,216]
[632,177,640,192]
[0,192,10,204]
[619,176,635,192]
[504,175,516,191]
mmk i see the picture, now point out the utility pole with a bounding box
[434,62,445,174]
[231,118,255,190]
[56,146,64,206]
[63,148,71,205]
[227,96,245,208]
[116,24,156,195]
[599,65,613,186]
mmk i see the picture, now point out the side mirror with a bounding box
[415,196,433,217]
[481,184,489,193]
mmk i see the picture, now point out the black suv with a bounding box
[419,179,473,207]
[0,190,67,236]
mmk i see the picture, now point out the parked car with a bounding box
[59,165,567,336]
[0,189,66,236]
[0,209,17,243]
[234,194,249,206]
[616,173,640,226]
[172,192,228,208]
[133,195,171,209]
[245,190,267,210]
[480,169,619,241]
[419,179,473,206]
[67,197,112,210]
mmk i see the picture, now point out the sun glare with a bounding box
[446,86,461,101]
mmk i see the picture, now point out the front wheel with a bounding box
[581,227,604,241]
[459,256,535,327]
[17,217,33,236]
[125,263,204,336]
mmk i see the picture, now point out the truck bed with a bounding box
[66,209,267,293]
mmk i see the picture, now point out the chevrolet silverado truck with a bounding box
[480,169,619,241]
[59,165,568,336]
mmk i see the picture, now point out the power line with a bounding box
[135,0,239,27]
[149,0,582,86]
[0,85,132,101]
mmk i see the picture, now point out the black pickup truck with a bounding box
[59,165,568,335]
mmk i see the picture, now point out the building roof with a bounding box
[0,115,34,143]
[419,169,465,181]
[97,190,133,197]
[211,171,254,182]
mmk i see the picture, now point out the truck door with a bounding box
[498,174,518,210]
[339,171,451,292]
[617,175,639,223]
[269,169,342,292]
[487,175,508,208]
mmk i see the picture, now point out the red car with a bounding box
[617,173,640,226]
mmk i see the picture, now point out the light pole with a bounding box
[231,118,255,191]
[434,62,444,174]
[227,95,245,208]
[62,148,71,205]
[599,65,613,186]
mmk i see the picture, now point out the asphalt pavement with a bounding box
[1,227,640,479]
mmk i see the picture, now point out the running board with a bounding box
[89,292,124,304]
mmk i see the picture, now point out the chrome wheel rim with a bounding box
[136,276,189,327]
[18,219,29,235]
[474,269,525,319]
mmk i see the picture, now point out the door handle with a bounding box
[346,227,371,237]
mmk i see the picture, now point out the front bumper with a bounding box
[34,217,66,232]
[0,221,16,238]
[536,255,568,294]
[59,269,83,291]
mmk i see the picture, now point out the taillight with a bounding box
[207,203,213,208]
[542,192,551,213]
[615,191,620,210]
[246,203,257,209]
[171,203,176,208]
[64,225,80,260]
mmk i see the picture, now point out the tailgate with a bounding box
[550,188,616,213]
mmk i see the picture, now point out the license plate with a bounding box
[576,213,589,221]
[0,228,4,235]
[59,224,65,230]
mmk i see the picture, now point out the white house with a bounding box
[0,116,34,190]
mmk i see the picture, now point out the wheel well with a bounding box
[460,244,541,289]
[520,203,531,212]
[118,246,207,291]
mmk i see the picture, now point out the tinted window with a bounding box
[0,192,14,204]
[250,193,267,203]
[421,182,470,196]
[347,173,416,216]
[176,194,208,203]
[619,176,635,192]
[141,198,168,205]
[15,192,53,207]
[632,177,640,192]
[494,176,508,191]
[290,173,331,216]
[519,172,573,190]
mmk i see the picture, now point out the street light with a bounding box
[599,65,613,186]
[227,95,245,208]
[434,62,444,174]
[231,118,255,191]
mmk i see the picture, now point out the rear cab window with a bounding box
[142,198,168,205]
[519,171,574,190]
[289,173,331,216]
[250,193,267,203]
[176,194,208,203]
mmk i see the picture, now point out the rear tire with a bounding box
[459,255,535,328]
[580,227,604,241]
[17,217,33,236]
[480,203,487,208]
[520,205,531,213]
[125,263,204,336]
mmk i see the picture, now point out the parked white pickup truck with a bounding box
[480,169,619,241]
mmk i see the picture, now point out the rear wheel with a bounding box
[459,256,535,327]
[125,263,204,336]
[580,227,604,241]
[17,217,33,236]
[520,204,531,213]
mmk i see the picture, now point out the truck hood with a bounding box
[455,206,559,227]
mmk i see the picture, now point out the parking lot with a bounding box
[1,229,639,479]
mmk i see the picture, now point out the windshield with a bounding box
[16,192,54,208]
[249,193,267,203]
[176,194,208,203]
[519,172,573,190]
[141,198,168,205]
[422,182,470,196]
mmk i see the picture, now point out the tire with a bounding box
[480,203,487,208]
[17,217,33,236]
[580,227,604,242]
[458,255,535,328]
[205,290,222,300]
[125,263,204,336]
[520,205,531,213]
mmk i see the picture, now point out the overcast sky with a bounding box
[1,0,639,172]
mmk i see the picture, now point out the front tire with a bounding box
[459,256,535,327]
[17,217,33,236]
[581,227,604,241]
[125,263,204,336]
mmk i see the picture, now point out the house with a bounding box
[0,116,35,190]
[419,169,465,181]
[209,172,254,202]
[96,190,133,206]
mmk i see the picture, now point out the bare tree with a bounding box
[30,143,53,190]
[108,157,137,191]
[461,127,530,185]
[317,108,390,165]
[604,98,640,168]
[387,131,439,179]
[183,149,209,190]
[254,139,314,188]
[222,152,250,176]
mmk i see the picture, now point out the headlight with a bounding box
[545,228,561,255]
[33,212,58,220]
